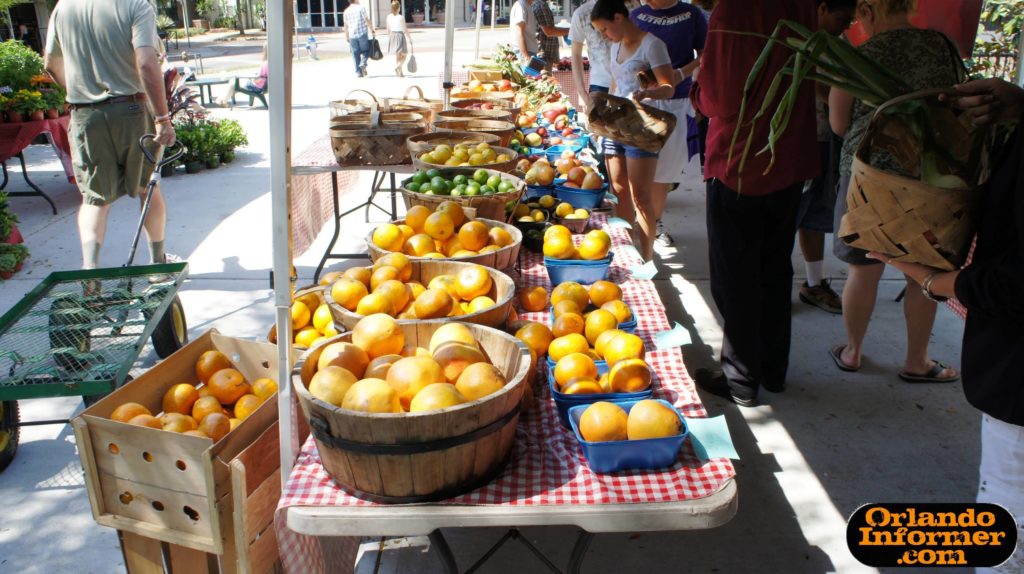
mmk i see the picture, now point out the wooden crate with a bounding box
[73,330,279,561]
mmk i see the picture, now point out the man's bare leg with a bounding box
[78,203,111,269]
[138,184,167,263]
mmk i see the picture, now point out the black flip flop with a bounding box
[898,362,960,384]
[829,344,859,372]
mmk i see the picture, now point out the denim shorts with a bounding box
[589,84,609,94]
[601,138,658,159]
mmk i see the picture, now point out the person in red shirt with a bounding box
[690,0,820,406]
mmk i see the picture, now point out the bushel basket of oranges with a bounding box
[292,315,532,502]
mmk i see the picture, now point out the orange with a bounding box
[364,354,403,379]
[183,430,210,439]
[543,234,575,259]
[455,362,507,401]
[588,281,622,307]
[198,412,231,441]
[233,394,263,420]
[342,266,373,289]
[544,225,572,242]
[372,223,405,252]
[406,281,426,299]
[594,329,627,360]
[560,379,603,395]
[351,313,405,359]
[578,230,611,260]
[602,332,645,366]
[355,292,394,316]
[317,341,370,378]
[370,265,401,291]
[319,270,344,286]
[386,356,446,410]
[442,235,465,257]
[518,286,548,312]
[398,224,416,242]
[197,386,215,399]
[160,412,198,433]
[551,282,590,311]
[584,309,619,345]
[229,418,241,431]
[458,220,490,251]
[598,372,611,393]
[487,226,514,247]
[409,383,466,412]
[432,341,487,384]
[404,233,436,257]
[455,265,493,300]
[414,288,455,319]
[405,205,432,232]
[312,304,333,334]
[195,350,233,384]
[467,296,496,313]
[451,250,479,258]
[428,322,480,355]
[626,400,682,440]
[552,312,585,338]
[514,322,554,357]
[162,383,200,416]
[478,244,501,254]
[376,253,413,282]
[578,401,628,442]
[552,299,581,318]
[207,368,251,405]
[111,402,151,423]
[341,378,402,413]
[607,358,652,393]
[400,345,432,358]
[424,212,455,241]
[251,378,278,401]
[331,277,369,311]
[422,252,446,259]
[192,395,224,422]
[295,291,322,313]
[374,279,412,314]
[601,300,633,324]
[553,352,598,388]
[128,414,163,429]
[323,323,339,337]
[294,326,321,348]
[427,274,460,301]
[435,200,465,228]
[308,365,358,406]
[548,333,590,362]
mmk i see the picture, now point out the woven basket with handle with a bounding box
[838,88,992,271]
[586,92,677,153]
[434,108,514,123]
[384,85,445,124]
[433,118,516,146]
[451,98,522,120]
[406,130,501,156]
[329,97,427,167]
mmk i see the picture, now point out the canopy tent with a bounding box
[267,0,460,477]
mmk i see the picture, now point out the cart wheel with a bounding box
[83,374,133,408]
[0,400,19,473]
[151,295,188,359]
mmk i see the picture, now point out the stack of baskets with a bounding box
[329,95,428,167]
[586,92,676,153]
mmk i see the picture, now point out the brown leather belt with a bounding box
[69,93,146,110]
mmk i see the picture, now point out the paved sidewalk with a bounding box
[0,28,975,573]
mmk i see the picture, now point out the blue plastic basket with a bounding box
[547,355,608,373]
[548,307,636,334]
[525,185,556,200]
[554,186,607,210]
[548,367,653,428]
[568,399,688,473]
[544,252,613,285]
[545,144,585,162]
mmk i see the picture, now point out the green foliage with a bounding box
[173,111,248,164]
[0,40,46,91]
[0,243,29,273]
[156,14,176,31]
[214,118,248,154]
[0,191,18,241]
[969,0,1023,81]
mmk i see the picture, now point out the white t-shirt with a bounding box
[386,13,406,33]
[568,0,611,88]
[509,0,539,55]
[610,32,671,98]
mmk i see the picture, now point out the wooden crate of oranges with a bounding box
[72,330,282,570]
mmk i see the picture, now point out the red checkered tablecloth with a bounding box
[274,213,736,573]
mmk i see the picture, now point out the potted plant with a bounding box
[0,90,8,122]
[0,192,22,244]
[0,243,29,279]
[0,40,46,94]
[13,89,46,121]
[215,118,248,163]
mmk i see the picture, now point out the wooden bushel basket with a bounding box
[384,85,445,125]
[433,118,516,146]
[406,130,501,156]
[401,167,526,221]
[365,217,523,270]
[839,89,990,271]
[586,92,676,153]
[291,322,532,502]
[434,108,514,122]
[451,98,522,120]
[326,260,515,330]
[411,145,520,173]
[330,96,427,167]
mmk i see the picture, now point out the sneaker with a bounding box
[148,253,184,284]
[799,279,843,314]
[655,220,674,247]
[695,369,758,407]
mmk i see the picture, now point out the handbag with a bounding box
[406,53,417,73]
[369,37,384,60]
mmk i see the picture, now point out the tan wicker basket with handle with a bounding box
[328,89,380,120]
[384,85,445,124]
[451,98,522,120]
[838,88,991,271]
[434,108,514,122]
[406,130,501,156]
[586,92,677,153]
[329,97,428,167]
[433,118,516,146]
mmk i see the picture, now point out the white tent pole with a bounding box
[443,0,455,108]
[181,0,192,49]
[473,0,483,59]
[268,0,297,479]
[1017,31,1023,87]
[490,0,495,30]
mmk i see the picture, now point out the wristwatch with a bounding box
[921,271,948,303]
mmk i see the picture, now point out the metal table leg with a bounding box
[312,171,378,283]
[2,153,58,214]
[364,171,397,222]
[429,530,459,574]
[566,530,594,574]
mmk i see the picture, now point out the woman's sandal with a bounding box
[829,344,859,372]
[898,362,960,384]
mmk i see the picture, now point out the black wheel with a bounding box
[151,295,188,359]
[0,400,19,473]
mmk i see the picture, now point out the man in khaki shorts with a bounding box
[44,0,176,270]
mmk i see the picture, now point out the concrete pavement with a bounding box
[0,27,975,573]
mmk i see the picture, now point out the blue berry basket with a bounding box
[554,186,608,210]
[544,252,614,285]
[525,184,556,200]
[545,143,586,162]
[548,366,653,428]
[567,399,689,473]
[548,307,636,334]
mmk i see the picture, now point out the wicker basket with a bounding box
[433,118,516,146]
[385,85,445,125]
[329,98,427,167]
[267,284,330,349]
[412,145,520,173]
[586,92,677,153]
[328,89,380,119]
[401,167,526,220]
[325,260,514,330]
[450,89,517,101]
[292,322,531,502]
[367,217,522,270]
[451,98,521,120]
[406,130,501,156]
[434,108,514,122]
[838,89,990,271]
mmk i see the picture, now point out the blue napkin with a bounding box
[685,415,739,461]
[630,259,657,280]
[605,217,632,229]
[654,322,692,350]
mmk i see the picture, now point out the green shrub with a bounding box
[0,40,45,91]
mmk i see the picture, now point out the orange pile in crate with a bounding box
[371,201,515,259]
[268,286,338,348]
[308,315,509,413]
[109,351,278,440]
[543,225,610,260]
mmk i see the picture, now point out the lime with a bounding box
[473,169,489,184]
[407,182,421,193]
[426,168,441,179]
[453,174,468,186]
[481,185,496,195]
[454,184,467,195]
[497,181,512,193]
[451,188,463,197]
[510,139,520,148]
[466,182,480,195]
[412,171,428,185]
[430,177,447,194]
[465,186,480,196]
[486,175,502,189]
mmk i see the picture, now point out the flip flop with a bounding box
[898,361,960,384]
[829,344,859,372]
